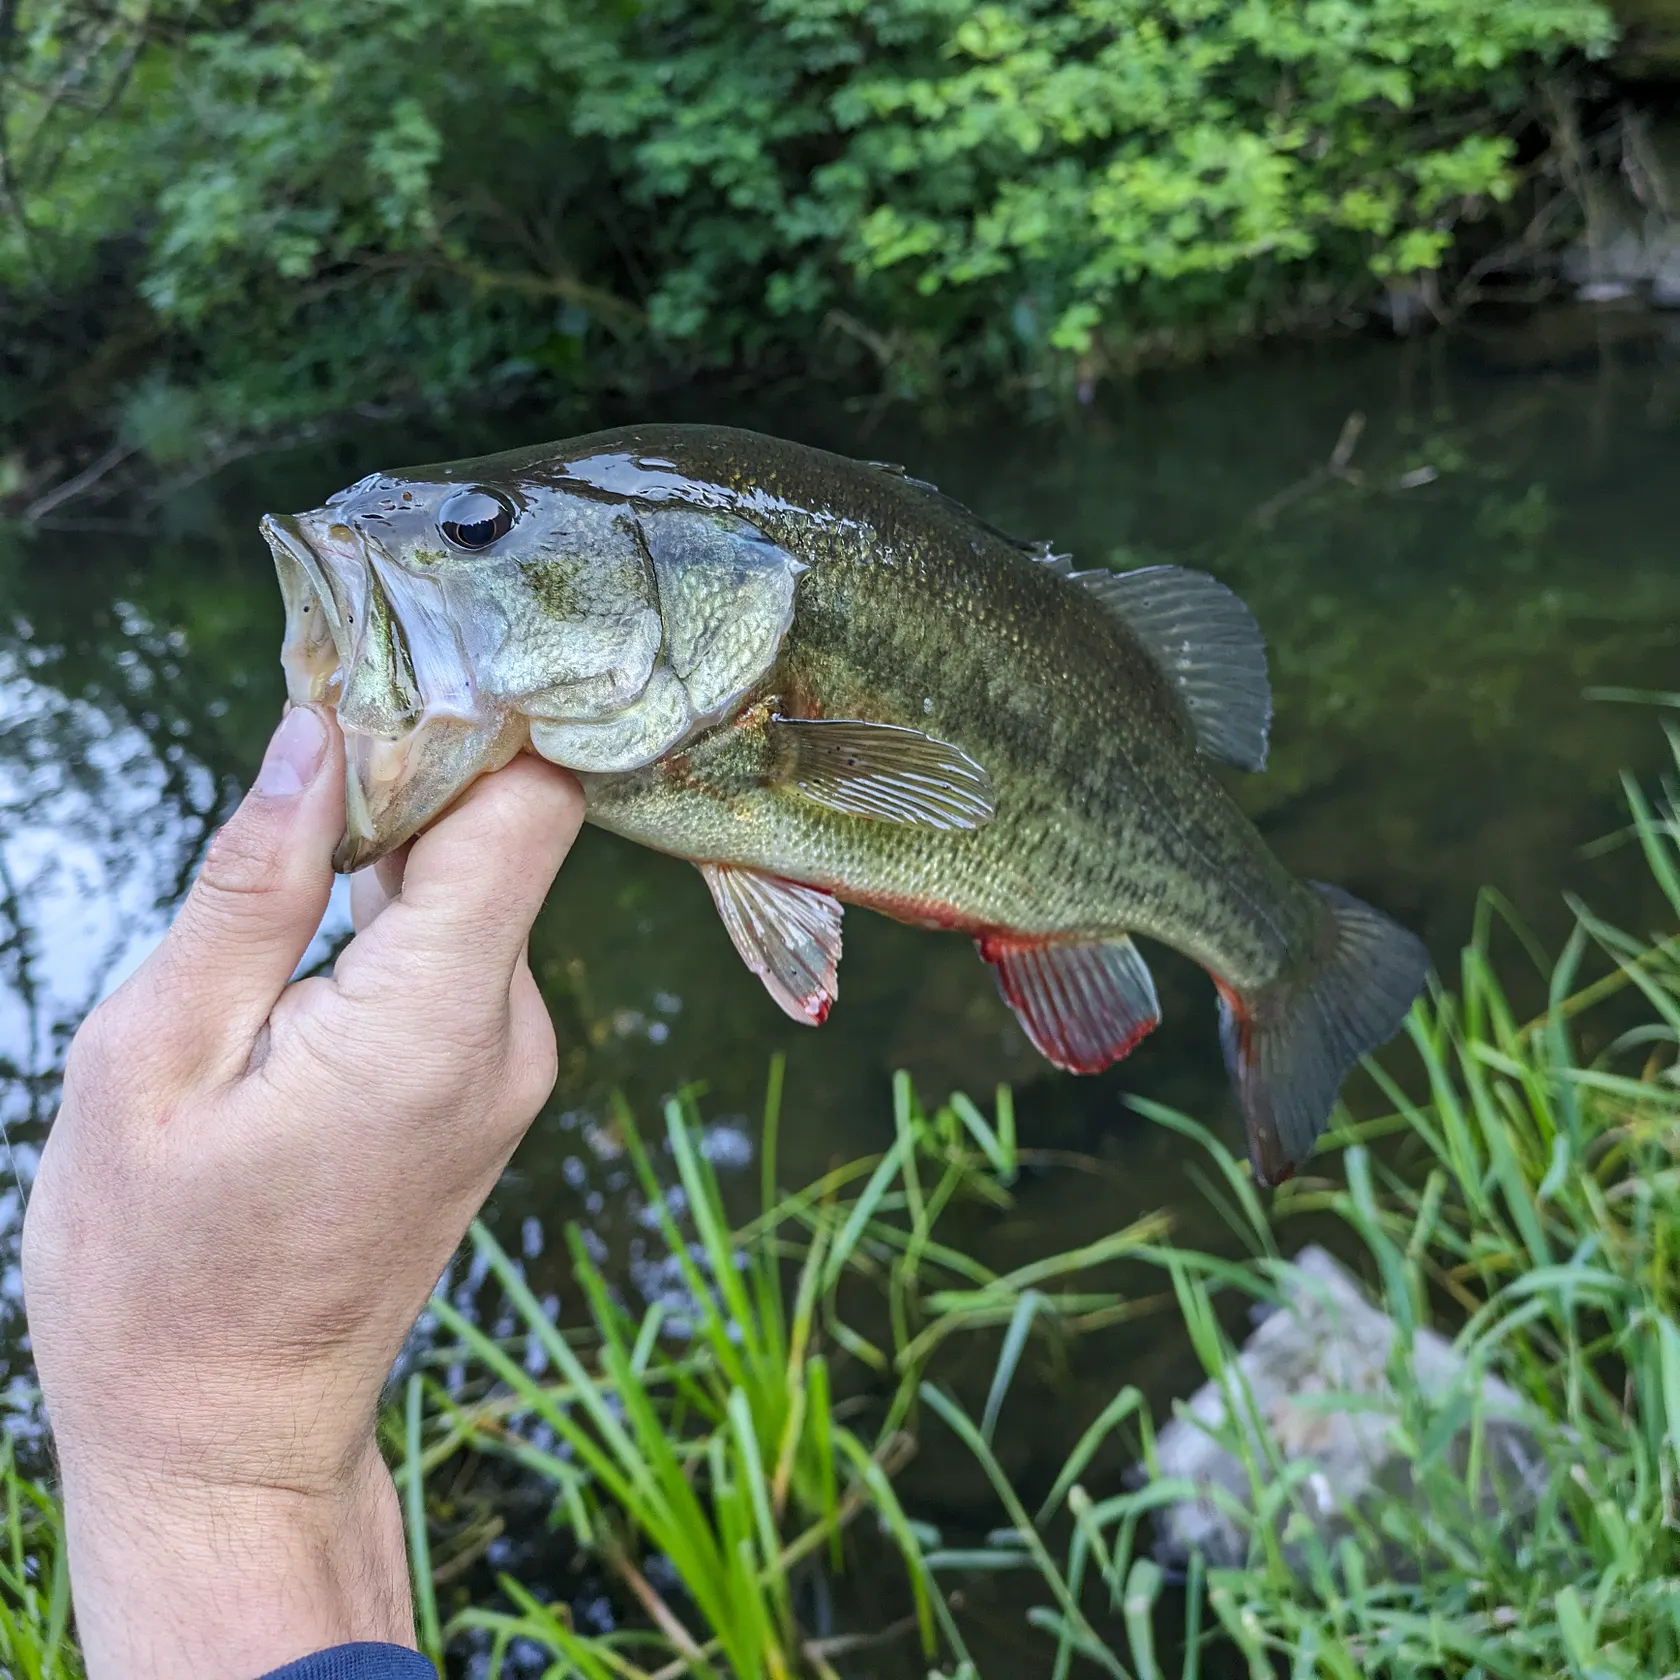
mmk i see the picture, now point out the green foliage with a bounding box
[0,0,1615,452]
[0,1436,76,1679]
[397,1068,1166,1674]
[411,1084,948,1678]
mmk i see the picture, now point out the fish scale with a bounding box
[263,422,1429,1185]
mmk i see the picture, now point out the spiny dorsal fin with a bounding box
[771,716,996,831]
[866,459,945,499]
[1042,558,1272,773]
[864,458,1050,557]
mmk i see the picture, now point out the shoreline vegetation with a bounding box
[7,0,1679,518]
[4,707,1679,1675]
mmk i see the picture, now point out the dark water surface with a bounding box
[3,327,1678,1668]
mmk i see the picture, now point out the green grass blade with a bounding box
[405,1373,444,1667]
[981,1289,1046,1445]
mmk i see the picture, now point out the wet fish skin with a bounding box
[261,449,804,868]
[568,435,1301,975]
[262,423,1429,1184]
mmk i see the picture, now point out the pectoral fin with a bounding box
[977,933,1160,1073]
[700,862,843,1026]
[771,717,995,830]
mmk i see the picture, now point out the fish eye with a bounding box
[438,487,518,551]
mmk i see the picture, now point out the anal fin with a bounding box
[700,863,843,1026]
[977,933,1160,1074]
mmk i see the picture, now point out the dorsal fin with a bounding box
[864,458,1048,557]
[866,459,942,495]
[862,462,1269,769]
[1043,558,1272,773]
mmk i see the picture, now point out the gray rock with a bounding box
[1653,241,1680,308]
[1576,280,1639,303]
[1140,1245,1550,1572]
[1563,221,1655,290]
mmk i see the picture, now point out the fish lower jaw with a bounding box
[331,705,528,874]
[335,737,388,872]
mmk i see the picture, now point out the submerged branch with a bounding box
[22,439,135,521]
[602,1535,710,1668]
[355,251,645,334]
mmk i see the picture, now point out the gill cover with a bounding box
[527,507,805,772]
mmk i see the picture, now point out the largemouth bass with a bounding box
[261,424,1428,1185]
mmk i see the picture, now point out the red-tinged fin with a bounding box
[699,862,843,1026]
[977,933,1160,1074]
[1216,883,1430,1188]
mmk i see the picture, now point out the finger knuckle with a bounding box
[197,812,288,905]
[63,996,123,1088]
[501,1032,559,1120]
[62,982,197,1115]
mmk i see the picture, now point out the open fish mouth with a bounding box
[261,511,526,873]
[266,511,349,709]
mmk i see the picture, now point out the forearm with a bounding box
[58,1440,415,1680]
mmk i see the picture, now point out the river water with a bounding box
[2,322,1678,1668]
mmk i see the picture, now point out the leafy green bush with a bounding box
[2,0,1614,456]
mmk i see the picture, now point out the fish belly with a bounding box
[581,739,1309,996]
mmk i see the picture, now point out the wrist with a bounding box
[57,1435,415,1679]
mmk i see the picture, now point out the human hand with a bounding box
[21,705,584,1678]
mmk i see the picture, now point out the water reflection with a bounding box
[0,331,1677,1662]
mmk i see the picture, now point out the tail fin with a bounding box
[1217,884,1429,1187]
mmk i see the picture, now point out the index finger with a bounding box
[337,755,585,997]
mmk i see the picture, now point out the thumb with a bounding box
[132,705,346,1079]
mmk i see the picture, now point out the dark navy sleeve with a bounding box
[260,1645,437,1679]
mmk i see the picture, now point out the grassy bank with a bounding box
[4,710,1680,1674]
[392,707,1680,1678]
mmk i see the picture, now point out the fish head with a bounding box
[262,468,665,871]
[262,456,805,871]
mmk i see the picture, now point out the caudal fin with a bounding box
[1217,884,1429,1187]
